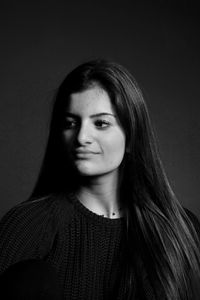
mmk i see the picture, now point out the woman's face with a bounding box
[62,85,126,178]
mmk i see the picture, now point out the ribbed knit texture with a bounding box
[0,194,200,299]
[0,194,127,299]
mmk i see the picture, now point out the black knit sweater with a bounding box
[0,194,200,299]
[0,194,129,299]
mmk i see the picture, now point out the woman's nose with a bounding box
[76,123,93,145]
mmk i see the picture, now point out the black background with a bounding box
[0,0,200,218]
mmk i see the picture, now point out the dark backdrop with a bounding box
[0,0,200,218]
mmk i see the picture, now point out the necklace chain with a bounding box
[100,207,122,218]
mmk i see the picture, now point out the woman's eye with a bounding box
[64,119,77,129]
[94,120,111,129]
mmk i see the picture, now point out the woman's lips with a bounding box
[73,149,99,158]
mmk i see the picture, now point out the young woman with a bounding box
[0,59,200,299]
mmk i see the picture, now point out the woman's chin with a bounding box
[74,164,96,177]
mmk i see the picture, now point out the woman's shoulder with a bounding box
[0,194,74,242]
[0,193,73,227]
[0,195,57,232]
[0,193,74,274]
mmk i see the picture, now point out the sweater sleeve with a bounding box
[0,195,60,275]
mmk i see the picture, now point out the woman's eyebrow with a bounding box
[90,113,116,118]
[65,112,116,118]
[65,112,77,118]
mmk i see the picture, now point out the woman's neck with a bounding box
[76,172,123,218]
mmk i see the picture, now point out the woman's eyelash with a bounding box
[64,119,78,128]
[63,119,111,129]
[94,120,111,128]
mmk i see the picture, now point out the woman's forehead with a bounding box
[65,86,115,116]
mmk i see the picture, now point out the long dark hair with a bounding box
[31,59,200,299]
